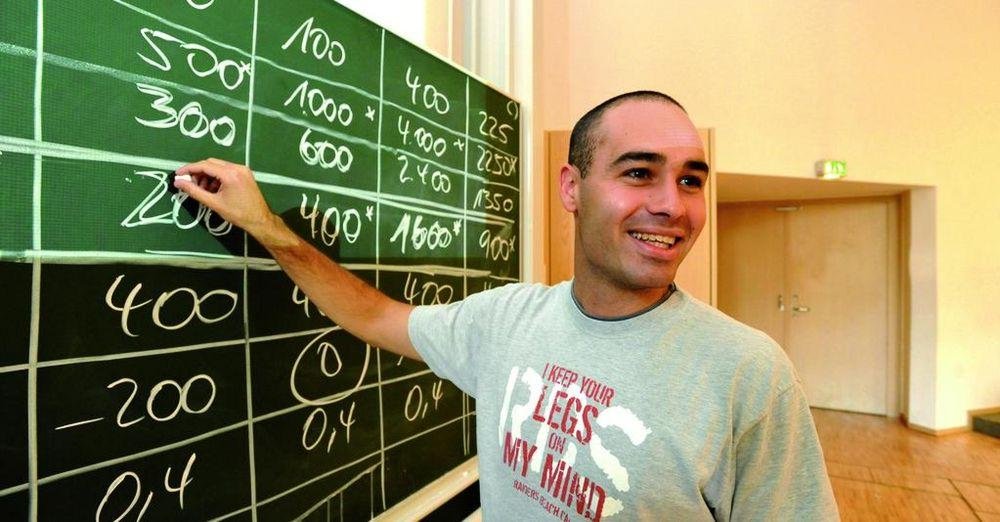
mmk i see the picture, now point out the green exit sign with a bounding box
[815,160,847,179]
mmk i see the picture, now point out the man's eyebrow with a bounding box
[685,160,710,173]
[610,151,666,167]
[610,152,711,173]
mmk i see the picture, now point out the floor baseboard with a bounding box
[898,405,1000,436]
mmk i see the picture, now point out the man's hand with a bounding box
[174,158,279,240]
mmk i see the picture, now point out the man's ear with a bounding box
[559,164,581,213]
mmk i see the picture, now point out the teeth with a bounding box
[630,232,677,248]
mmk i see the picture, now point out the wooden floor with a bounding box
[813,408,1000,521]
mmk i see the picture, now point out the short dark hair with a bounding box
[568,91,686,177]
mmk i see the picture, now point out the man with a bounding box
[176,91,838,520]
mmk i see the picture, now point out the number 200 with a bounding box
[107,374,216,427]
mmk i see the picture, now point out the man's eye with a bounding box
[680,175,704,188]
[625,169,650,179]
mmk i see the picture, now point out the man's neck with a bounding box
[570,280,674,320]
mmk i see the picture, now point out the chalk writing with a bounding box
[405,66,450,115]
[104,275,238,337]
[107,374,216,427]
[281,17,347,67]
[283,79,355,127]
[138,27,251,90]
[96,453,196,521]
[134,83,236,146]
[121,170,232,236]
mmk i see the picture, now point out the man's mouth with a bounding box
[628,231,678,250]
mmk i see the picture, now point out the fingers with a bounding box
[172,158,273,234]
[174,158,238,203]
[174,173,218,207]
[175,158,242,192]
[176,158,230,181]
[195,174,220,193]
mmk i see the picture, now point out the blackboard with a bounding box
[0,0,520,520]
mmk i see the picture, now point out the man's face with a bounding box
[562,99,708,298]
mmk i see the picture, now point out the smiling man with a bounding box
[176,91,838,521]
[561,92,708,317]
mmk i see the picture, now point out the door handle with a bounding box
[792,294,810,314]
[778,294,785,312]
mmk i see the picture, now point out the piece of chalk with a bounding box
[175,174,193,182]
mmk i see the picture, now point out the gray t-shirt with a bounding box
[409,281,838,521]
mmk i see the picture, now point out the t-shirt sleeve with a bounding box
[730,383,840,520]
[407,294,491,398]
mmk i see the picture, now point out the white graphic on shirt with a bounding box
[497,367,519,447]
[498,363,650,521]
[592,406,652,492]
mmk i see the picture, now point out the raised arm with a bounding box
[174,158,421,361]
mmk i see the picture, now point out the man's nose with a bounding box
[646,181,685,218]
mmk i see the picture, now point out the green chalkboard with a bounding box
[0,0,519,519]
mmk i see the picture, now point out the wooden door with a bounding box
[545,130,716,305]
[717,205,786,346]
[546,132,575,283]
[718,199,898,415]
[785,201,892,414]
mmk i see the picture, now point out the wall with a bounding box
[532,0,1000,430]
[338,0,427,46]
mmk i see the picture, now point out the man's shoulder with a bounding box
[470,280,565,307]
[674,290,796,387]
[675,291,803,433]
[677,290,781,353]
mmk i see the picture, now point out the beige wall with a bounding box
[532,0,1000,430]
